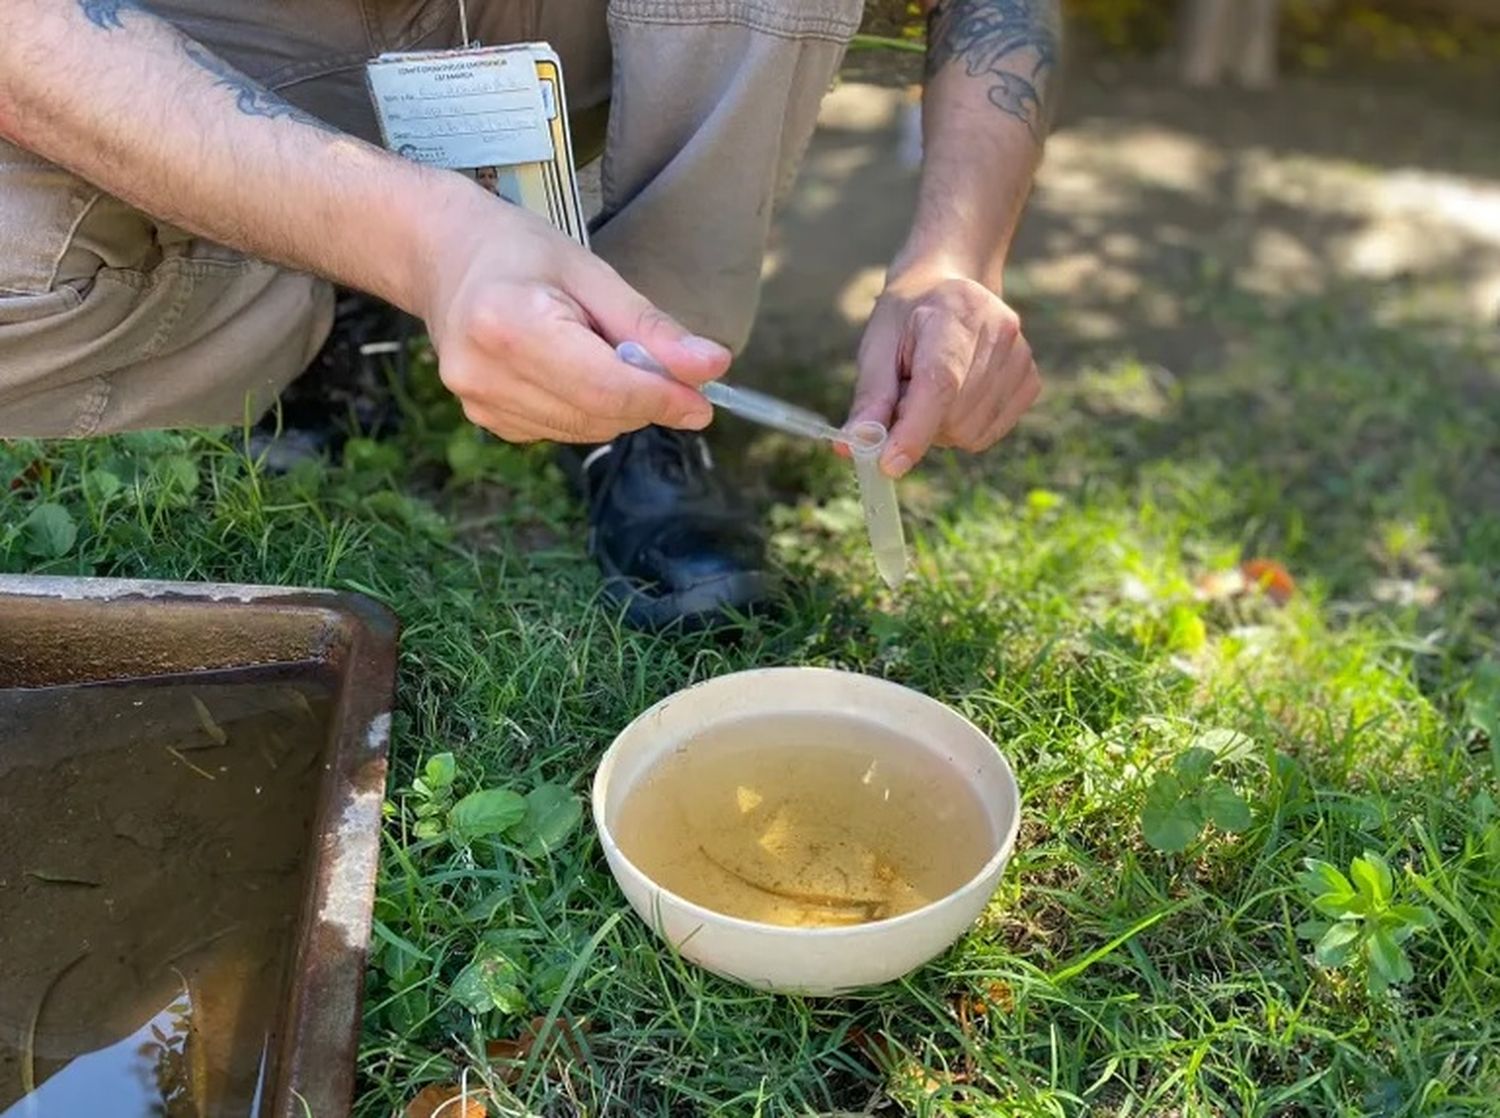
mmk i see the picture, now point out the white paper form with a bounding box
[366,48,555,170]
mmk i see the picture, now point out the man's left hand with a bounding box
[847,265,1041,478]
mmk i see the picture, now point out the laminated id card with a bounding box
[366,43,589,247]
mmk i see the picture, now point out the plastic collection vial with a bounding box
[846,420,907,590]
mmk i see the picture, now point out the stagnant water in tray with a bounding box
[0,667,335,1117]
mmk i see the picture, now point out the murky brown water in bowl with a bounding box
[613,712,995,928]
[0,669,333,1117]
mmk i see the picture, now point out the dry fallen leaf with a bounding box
[848,1028,957,1096]
[190,694,228,745]
[897,1059,949,1095]
[981,980,1015,1013]
[8,458,45,493]
[845,1025,901,1070]
[950,995,983,1081]
[1240,558,1297,605]
[404,1083,486,1118]
[953,979,1017,1018]
[485,1016,592,1084]
[484,1037,528,1067]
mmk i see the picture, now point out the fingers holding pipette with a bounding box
[569,263,731,389]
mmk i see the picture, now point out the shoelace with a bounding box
[322,294,414,387]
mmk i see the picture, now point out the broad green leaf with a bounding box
[1388,903,1435,930]
[1167,604,1206,653]
[413,819,444,840]
[424,752,457,789]
[1025,488,1062,513]
[343,437,403,474]
[1350,852,1393,907]
[1174,746,1215,785]
[446,428,489,480]
[478,927,531,954]
[1141,797,1202,852]
[1467,660,1500,779]
[23,503,77,558]
[463,887,511,923]
[1203,782,1252,833]
[386,987,430,1035]
[121,430,184,455]
[1467,659,1500,742]
[1312,891,1366,919]
[1271,751,1306,798]
[84,468,122,503]
[1366,927,1412,986]
[1189,727,1256,761]
[448,945,527,1017]
[1144,771,1184,807]
[378,937,426,981]
[160,454,199,495]
[511,784,583,857]
[362,491,451,540]
[1294,919,1329,942]
[448,788,526,846]
[1298,859,1355,900]
[531,960,573,1005]
[1314,920,1362,967]
[283,457,328,497]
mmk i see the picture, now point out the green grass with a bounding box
[2,281,1498,1116]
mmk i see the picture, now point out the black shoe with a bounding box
[251,291,415,467]
[561,426,774,630]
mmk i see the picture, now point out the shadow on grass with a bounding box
[735,55,1500,654]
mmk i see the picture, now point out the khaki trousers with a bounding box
[0,0,860,436]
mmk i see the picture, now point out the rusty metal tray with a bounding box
[0,575,399,1118]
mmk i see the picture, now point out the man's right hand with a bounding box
[419,185,730,444]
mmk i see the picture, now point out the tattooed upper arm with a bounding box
[927,0,1059,141]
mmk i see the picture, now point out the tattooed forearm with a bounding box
[78,0,143,31]
[180,41,338,134]
[75,1,337,135]
[927,0,1059,141]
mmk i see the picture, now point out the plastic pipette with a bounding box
[616,341,851,447]
[615,341,907,588]
[846,420,908,589]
